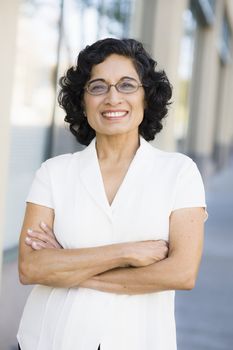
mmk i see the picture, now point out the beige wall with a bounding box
[0,0,19,287]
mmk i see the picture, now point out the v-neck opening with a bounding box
[93,137,143,210]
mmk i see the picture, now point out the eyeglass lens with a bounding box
[86,79,140,95]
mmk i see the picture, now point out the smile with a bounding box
[101,110,128,119]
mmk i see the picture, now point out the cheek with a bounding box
[136,100,146,124]
[134,96,145,115]
[84,101,100,122]
[84,94,103,112]
[136,91,146,109]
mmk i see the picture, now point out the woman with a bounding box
[17,38,207,350]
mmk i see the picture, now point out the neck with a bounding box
[95,132,140,161]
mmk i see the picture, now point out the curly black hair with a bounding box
[58,38,172,146]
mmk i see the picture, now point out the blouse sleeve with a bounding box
[172,158,207,219]
[26,161,54,209]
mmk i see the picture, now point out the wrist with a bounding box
[115,242,133,267]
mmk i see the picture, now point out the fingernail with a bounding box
[40,221,47,228]
[27,228,33,234]
[25,237,31,243]
[32,242,38,248]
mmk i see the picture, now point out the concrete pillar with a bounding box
[228,63,233,148]
[131,0,188,151]
[214,57,233,168]
[185,0,224,175]
[226,0,233,27]
[215,0,233,164]
[0,0,20,287]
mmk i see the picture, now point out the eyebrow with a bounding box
[88,76,138,84]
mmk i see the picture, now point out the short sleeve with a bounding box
[26,161,54,209]
[172,159,207,219]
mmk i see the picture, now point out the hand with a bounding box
[125,240,169,267]
[25,221,62,250]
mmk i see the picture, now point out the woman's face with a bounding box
[83,54,145,138]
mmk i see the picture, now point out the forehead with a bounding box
[90,54,139,81]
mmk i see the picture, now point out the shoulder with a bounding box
[42,150,83,172]
[145,141,195,172]
[43,153,73,167]
[33,151,85,185]
[33,151,86,191]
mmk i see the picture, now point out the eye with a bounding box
[117,80,138,92]
[88,81,107,94]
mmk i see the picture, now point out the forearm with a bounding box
[21,223,169,289]
[19,243,127,288]
[80,255,197,295]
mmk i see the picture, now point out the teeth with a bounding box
[102,111,128,118]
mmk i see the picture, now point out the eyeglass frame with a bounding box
[84,77,143,96]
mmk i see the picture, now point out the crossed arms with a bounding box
[18,203,206,295]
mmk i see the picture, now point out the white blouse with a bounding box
[17,137,207,350]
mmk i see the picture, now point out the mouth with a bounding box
[101,110,129,120]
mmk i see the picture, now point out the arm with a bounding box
[80,207,206,294]
[19,203,128,287]
[19,203,168,288]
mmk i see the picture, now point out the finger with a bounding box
[26,233,56,249]
[31,241,46,250]
[38,224,62,248]
[25,237,33,246]
[40,221,55,237]
[25,237,47,250]
[157,239,169,247]
[27,230,62,249]
[27,229,53,245]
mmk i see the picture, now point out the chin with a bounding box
[97,126,140,138]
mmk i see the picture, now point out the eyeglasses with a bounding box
[85,78,143,96]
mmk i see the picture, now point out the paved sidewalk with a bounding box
[0,164,233,350]
[176,164,233,350]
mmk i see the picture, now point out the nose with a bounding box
[104,85,123,105]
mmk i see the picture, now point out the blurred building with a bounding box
[133,0,233,175]
[0,0,233,283]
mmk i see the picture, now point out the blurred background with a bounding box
[0,0,232,349]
